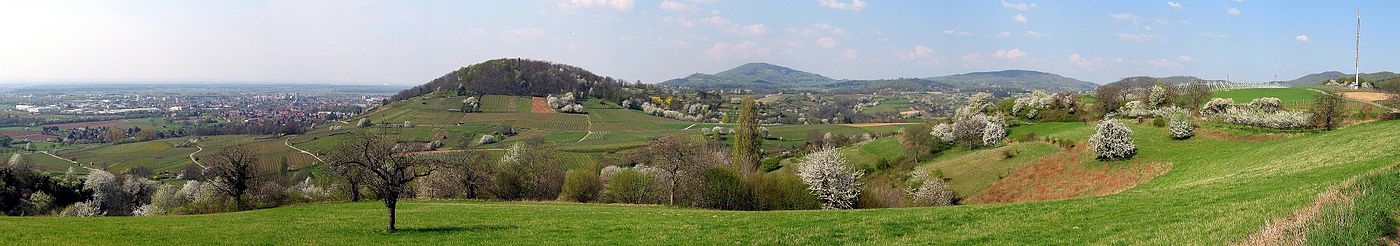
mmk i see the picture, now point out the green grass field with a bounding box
[7,120,1393,244]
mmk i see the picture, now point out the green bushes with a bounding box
[748,172,820,210]
[601,169,655,204]
[699,168,750,210]
[559,169,600,203]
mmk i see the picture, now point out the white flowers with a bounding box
[1089,119,1136,160]
[1219,108,1312,129]
[1201,98,1235,116]
[547,92,586,114]
[478,134,499,144]
[640,102,714,122]
[796,147,863,210]
[1248,97,1282,113]
[1168,114,1194,140]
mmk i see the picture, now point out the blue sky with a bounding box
[0,0,1395,85]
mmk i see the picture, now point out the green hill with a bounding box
[8,119,1398,244]
[661,63,837,91]
[926,70,1099,92]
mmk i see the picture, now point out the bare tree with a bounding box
[640,136,725,206]
[330,131,439,232]
[1310,93,1348,131]
[203,146,260,210]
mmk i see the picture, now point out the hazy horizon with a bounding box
[3,0,1397,85]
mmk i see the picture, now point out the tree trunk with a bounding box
[385,199,397,232]
[349,181,361,202]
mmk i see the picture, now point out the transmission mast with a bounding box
[1355,7,1361,89]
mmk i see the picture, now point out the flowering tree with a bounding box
[1147,84,1168,108]
[908,178,955,206]
[1168,114,1194,140]
[1248,97,1282,113]
[1089,119,1136,160]
[1201,98,1235,116]
[930,123,955,143]
[982,115,1007,146]
[796,147,862,210]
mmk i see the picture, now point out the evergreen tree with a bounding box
[731,97,762,174]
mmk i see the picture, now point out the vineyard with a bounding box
[460,113,590,132]
[59,140,198,173]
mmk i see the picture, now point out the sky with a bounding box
[0,0,1396,85]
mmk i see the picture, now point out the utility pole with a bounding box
[1355,7,1361,89]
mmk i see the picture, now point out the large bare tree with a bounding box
[329,131,439,232]
[640,136,726,206]
[203,146,260,211]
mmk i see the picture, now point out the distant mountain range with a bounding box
[661,63,1098,92]
[1278,71,1399,87]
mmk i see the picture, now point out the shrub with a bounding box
[559,169,601,203]
[856,183,907,209]
[1248,97,1282,113]
[930,123,955,143]
[1219,108,1313,129]
[748,172,820,210]
[981,116,1007,146]
[1168,115,1194,140]
[1089,119,1136,160]
[699,168,751,210]
[478,134,499,144]
[796,147,862,210]
[908,178,955,206]
[1151,117,1167,127]
[1201,98,1235,116]
[601,169,655,204]
[82,169,158,216]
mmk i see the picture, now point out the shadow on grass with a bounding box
[393,224,519,234]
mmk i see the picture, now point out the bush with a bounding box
[796,147,862,210]
[1168,115,1194,140]
[1248,97,1282,113]
[1151,117,1167,127]
[601,169,655,204]
[699,168,751,210]
[559,169,601,203]
[1219,108,1313,129]
[748,172,820,210]
[908,178,955,206]
[1089,119,1136,160]
[1201,98,1234,116]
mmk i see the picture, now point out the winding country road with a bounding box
[285,137,325,164]
[188,144,206,168]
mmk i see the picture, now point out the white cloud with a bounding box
[1001,0,1038,10]
[1295,35,1309,43]
[1227,7,1240,16]
[557,0,635,11]
[499,28,545,42]
[841,49,859,59]
[468,28,485,37]
[1068,53,1123,69]
[659,0,692,11]
[1023,31,1049,38]
[664,16,696,27]
[1199,32,1228,38]
[701,15,730,26]
[900,45,936,61]
[1167,1,1182,10]
[961,52,983,63]
[1116,33,1163,43]
[704,41,769,60]
[817,0,866,10]
[1013,14,1028,24]
[1109,13,1141,24]
[789,23,846,36]
[740,24,767,35]
[1178,55,1195,62]
[997,32,1012,38]
[993,48,1026,60]
[942,29,975,36]
[815,37,838,49]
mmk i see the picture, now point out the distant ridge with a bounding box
[662,63,1096,92]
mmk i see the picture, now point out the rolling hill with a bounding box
[1279,71,1400,87]
[660,63,837,91]
[925,70,1099,92]
[663,63,1094,92]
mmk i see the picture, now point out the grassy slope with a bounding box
[7,120,1396,244]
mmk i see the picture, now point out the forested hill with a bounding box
[390,58,633,102]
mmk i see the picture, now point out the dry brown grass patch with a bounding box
[966,144,1171,204]
[1236,176,1364,246]
[530,97,555,113]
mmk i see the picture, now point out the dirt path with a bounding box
[1236,175,1365,245]
[844,122,918,127]
[1340,92,1395,102]
[284,137,325,164]
[188,144,206,168]
[41,151,79,165]
[578,114,595,143]
[1310,88,1399,113]
[530,97,555,113]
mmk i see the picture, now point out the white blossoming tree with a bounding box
[1089,119,1136,160]
[1168,113,1194,140]
[796,147,863,210]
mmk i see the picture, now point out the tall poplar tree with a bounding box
[732,97,762,173]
